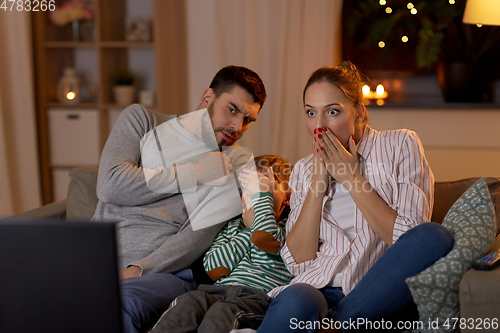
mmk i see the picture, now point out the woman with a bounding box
[257,62,453,332]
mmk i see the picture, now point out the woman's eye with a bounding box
[328,109,339,115]
[306,110,315,117]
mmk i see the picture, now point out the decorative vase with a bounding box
[72,20,80,42]
[113,86,135,105]
[437,61,483,103]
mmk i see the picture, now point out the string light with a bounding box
[401,36,409,43]
[407,3,414,9]
[449,0,455,4]
[379,0,386,5]
[378,41,386,48]
[477,24,483,27]
[410,8,417,14]
[386,7,392,13]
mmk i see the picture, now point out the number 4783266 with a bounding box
[1,0,56,11]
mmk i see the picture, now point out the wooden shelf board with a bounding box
[47,103,99,109]
[44,42,96,48]
[99,41,154,48]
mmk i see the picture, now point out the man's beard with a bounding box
[207,102,242,146]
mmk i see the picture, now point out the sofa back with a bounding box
[66,166,99,221]
[67,166,500,234]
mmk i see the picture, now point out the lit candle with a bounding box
[66,91,76,100]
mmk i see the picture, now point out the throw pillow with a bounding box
[405,178,496,333]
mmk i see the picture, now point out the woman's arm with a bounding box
[318,129,433,245]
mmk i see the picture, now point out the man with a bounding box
[91,66,266,333]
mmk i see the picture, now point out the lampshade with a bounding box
[463,0,500,26]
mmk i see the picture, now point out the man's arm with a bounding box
[96,104,194,206]
[127,220,227,275]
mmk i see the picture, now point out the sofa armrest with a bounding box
[10,200,67,220]
[459,266,500,331]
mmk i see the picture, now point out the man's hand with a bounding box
[119,265,142,279]
[238,168,273,196]
[192,152,233,186]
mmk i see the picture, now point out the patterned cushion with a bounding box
[405,178,496,333]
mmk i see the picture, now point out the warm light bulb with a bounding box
[379,0,386,5]
[449,0,455,4]
[407,3,414,9]
[386,7,392,13]
[66,91,76,100]
[401,36,409,43]
[410,8,417,14]
[378,41,386,48]
[362,85,371,95]
[477,24,483,27]
[376,84,385,95]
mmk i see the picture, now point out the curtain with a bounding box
[186,0,343,164]
[0,11,41,217]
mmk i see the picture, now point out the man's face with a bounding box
[205,86,260,146]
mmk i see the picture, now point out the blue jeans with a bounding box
[257,223,454,333]
[121,269,197,333]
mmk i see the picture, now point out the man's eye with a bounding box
[328,109,339,115]
[229,107,236,113]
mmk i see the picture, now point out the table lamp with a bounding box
[463,0,500,26]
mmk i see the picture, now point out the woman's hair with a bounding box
[303,61,370,124]
[209,65,267,109]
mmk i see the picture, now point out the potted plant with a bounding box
[346,0,500,102]
[111,68,135,106]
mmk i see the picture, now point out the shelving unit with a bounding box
[32,0,189,204]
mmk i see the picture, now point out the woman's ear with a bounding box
[200,88,215,108]
[355,104,365,123]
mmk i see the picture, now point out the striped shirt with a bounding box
[203,192,294,292]
[268,126,434,298]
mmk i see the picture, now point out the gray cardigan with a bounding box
[91,104,251,274]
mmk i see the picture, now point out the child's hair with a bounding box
[253,155,293,218]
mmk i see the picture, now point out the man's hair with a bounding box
[209,66,267,109]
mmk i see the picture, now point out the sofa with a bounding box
[10,166,500,332]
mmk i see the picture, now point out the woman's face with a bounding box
[304,81,362,147]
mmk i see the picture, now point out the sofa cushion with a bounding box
[433,177,500,235]
[66,166,99,221]
[406,178,496,332]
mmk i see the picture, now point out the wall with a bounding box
[0,10,41,216]
[369,108,500,181]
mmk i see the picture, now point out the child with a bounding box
[150,155,294,333]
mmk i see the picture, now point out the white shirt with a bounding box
[268,126,434,298]
[327,182,356,287]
